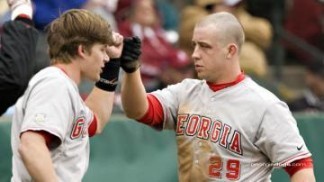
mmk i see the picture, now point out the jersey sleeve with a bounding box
[254,101,311,166]
[150,79,191,130]
[20,76,73,143]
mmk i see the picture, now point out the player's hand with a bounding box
[106,32,123,59]
[120,36,141,73]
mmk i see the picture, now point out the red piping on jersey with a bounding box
[88,114,98,137]
[207,72,245,92]
[138,94,164,129]
[284,157,313,177]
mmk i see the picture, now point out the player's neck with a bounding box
[54,62,81,85]
[207,71,245,92]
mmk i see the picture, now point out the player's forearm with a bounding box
[290,168,315,182]
[19,132,58,182]
[86,87,115,134]
[121,70,148,119]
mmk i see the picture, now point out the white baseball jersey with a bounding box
[151,77,311,182]
[11,66,96,182]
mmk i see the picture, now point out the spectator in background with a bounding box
[283,0,324,64]
[82,0,119,31]
[179,0,273,78]
[288,59,324,112]
[33,0,93,30]
[115,0,194,92]
[0,0,38,116]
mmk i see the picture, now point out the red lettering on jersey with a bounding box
[177,114,244,155]
[176,115,188,136]
[220,124,231,148]
[197,117,212,140]
[210,120,222,142]
[70,117,85,139]
[229,131,242,155]
[186,115,200,136]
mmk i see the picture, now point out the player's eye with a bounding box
[200,43,210,49]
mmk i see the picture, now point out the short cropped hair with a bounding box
[197,12,245,52]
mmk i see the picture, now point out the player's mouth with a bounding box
[194,64,203,72]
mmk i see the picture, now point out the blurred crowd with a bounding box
[0,0,323,114]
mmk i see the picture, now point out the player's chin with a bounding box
[196,72,205,80]
[89,73,100,82]
[95,75,101,82]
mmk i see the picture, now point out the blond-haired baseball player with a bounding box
[11,7,141,181]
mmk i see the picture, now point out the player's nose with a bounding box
[192,48,200,61]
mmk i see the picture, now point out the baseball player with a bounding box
[11,9,140,181]
[0,0,38,116]
[120,12,315,181]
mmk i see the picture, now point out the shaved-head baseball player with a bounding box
[11,9,140,181]
[120,12,315,181]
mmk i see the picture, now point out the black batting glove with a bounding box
[95,58,120,92]
[120,36,141,73]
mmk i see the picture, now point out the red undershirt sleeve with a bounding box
[138,94,164,130]
[284,157,314,177]
[88,114,98,137]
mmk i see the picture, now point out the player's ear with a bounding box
[77,44,87,58]
[225,43,237,59]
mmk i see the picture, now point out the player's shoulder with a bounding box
[168,78,204,90]
[29,66,74,88]
[243,77,281,103]
[181,78,203,85]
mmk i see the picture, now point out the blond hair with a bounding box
[47,9,113,64]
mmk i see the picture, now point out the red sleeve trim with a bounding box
[284,157,314,177]
[88,114,98,137]
[26,130,55,148]
[138,94,164,129]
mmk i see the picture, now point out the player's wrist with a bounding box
[121,61,141,73]
[95,59,120,92]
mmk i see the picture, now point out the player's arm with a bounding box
[119,37,148,119]
[19,131,58,182]
[121,69,148,119]
[285,157,315,182]
[291,169,315,182]
[86,87,115,134]
[86,33,123,134]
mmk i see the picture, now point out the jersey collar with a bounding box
[207,72,245,92]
